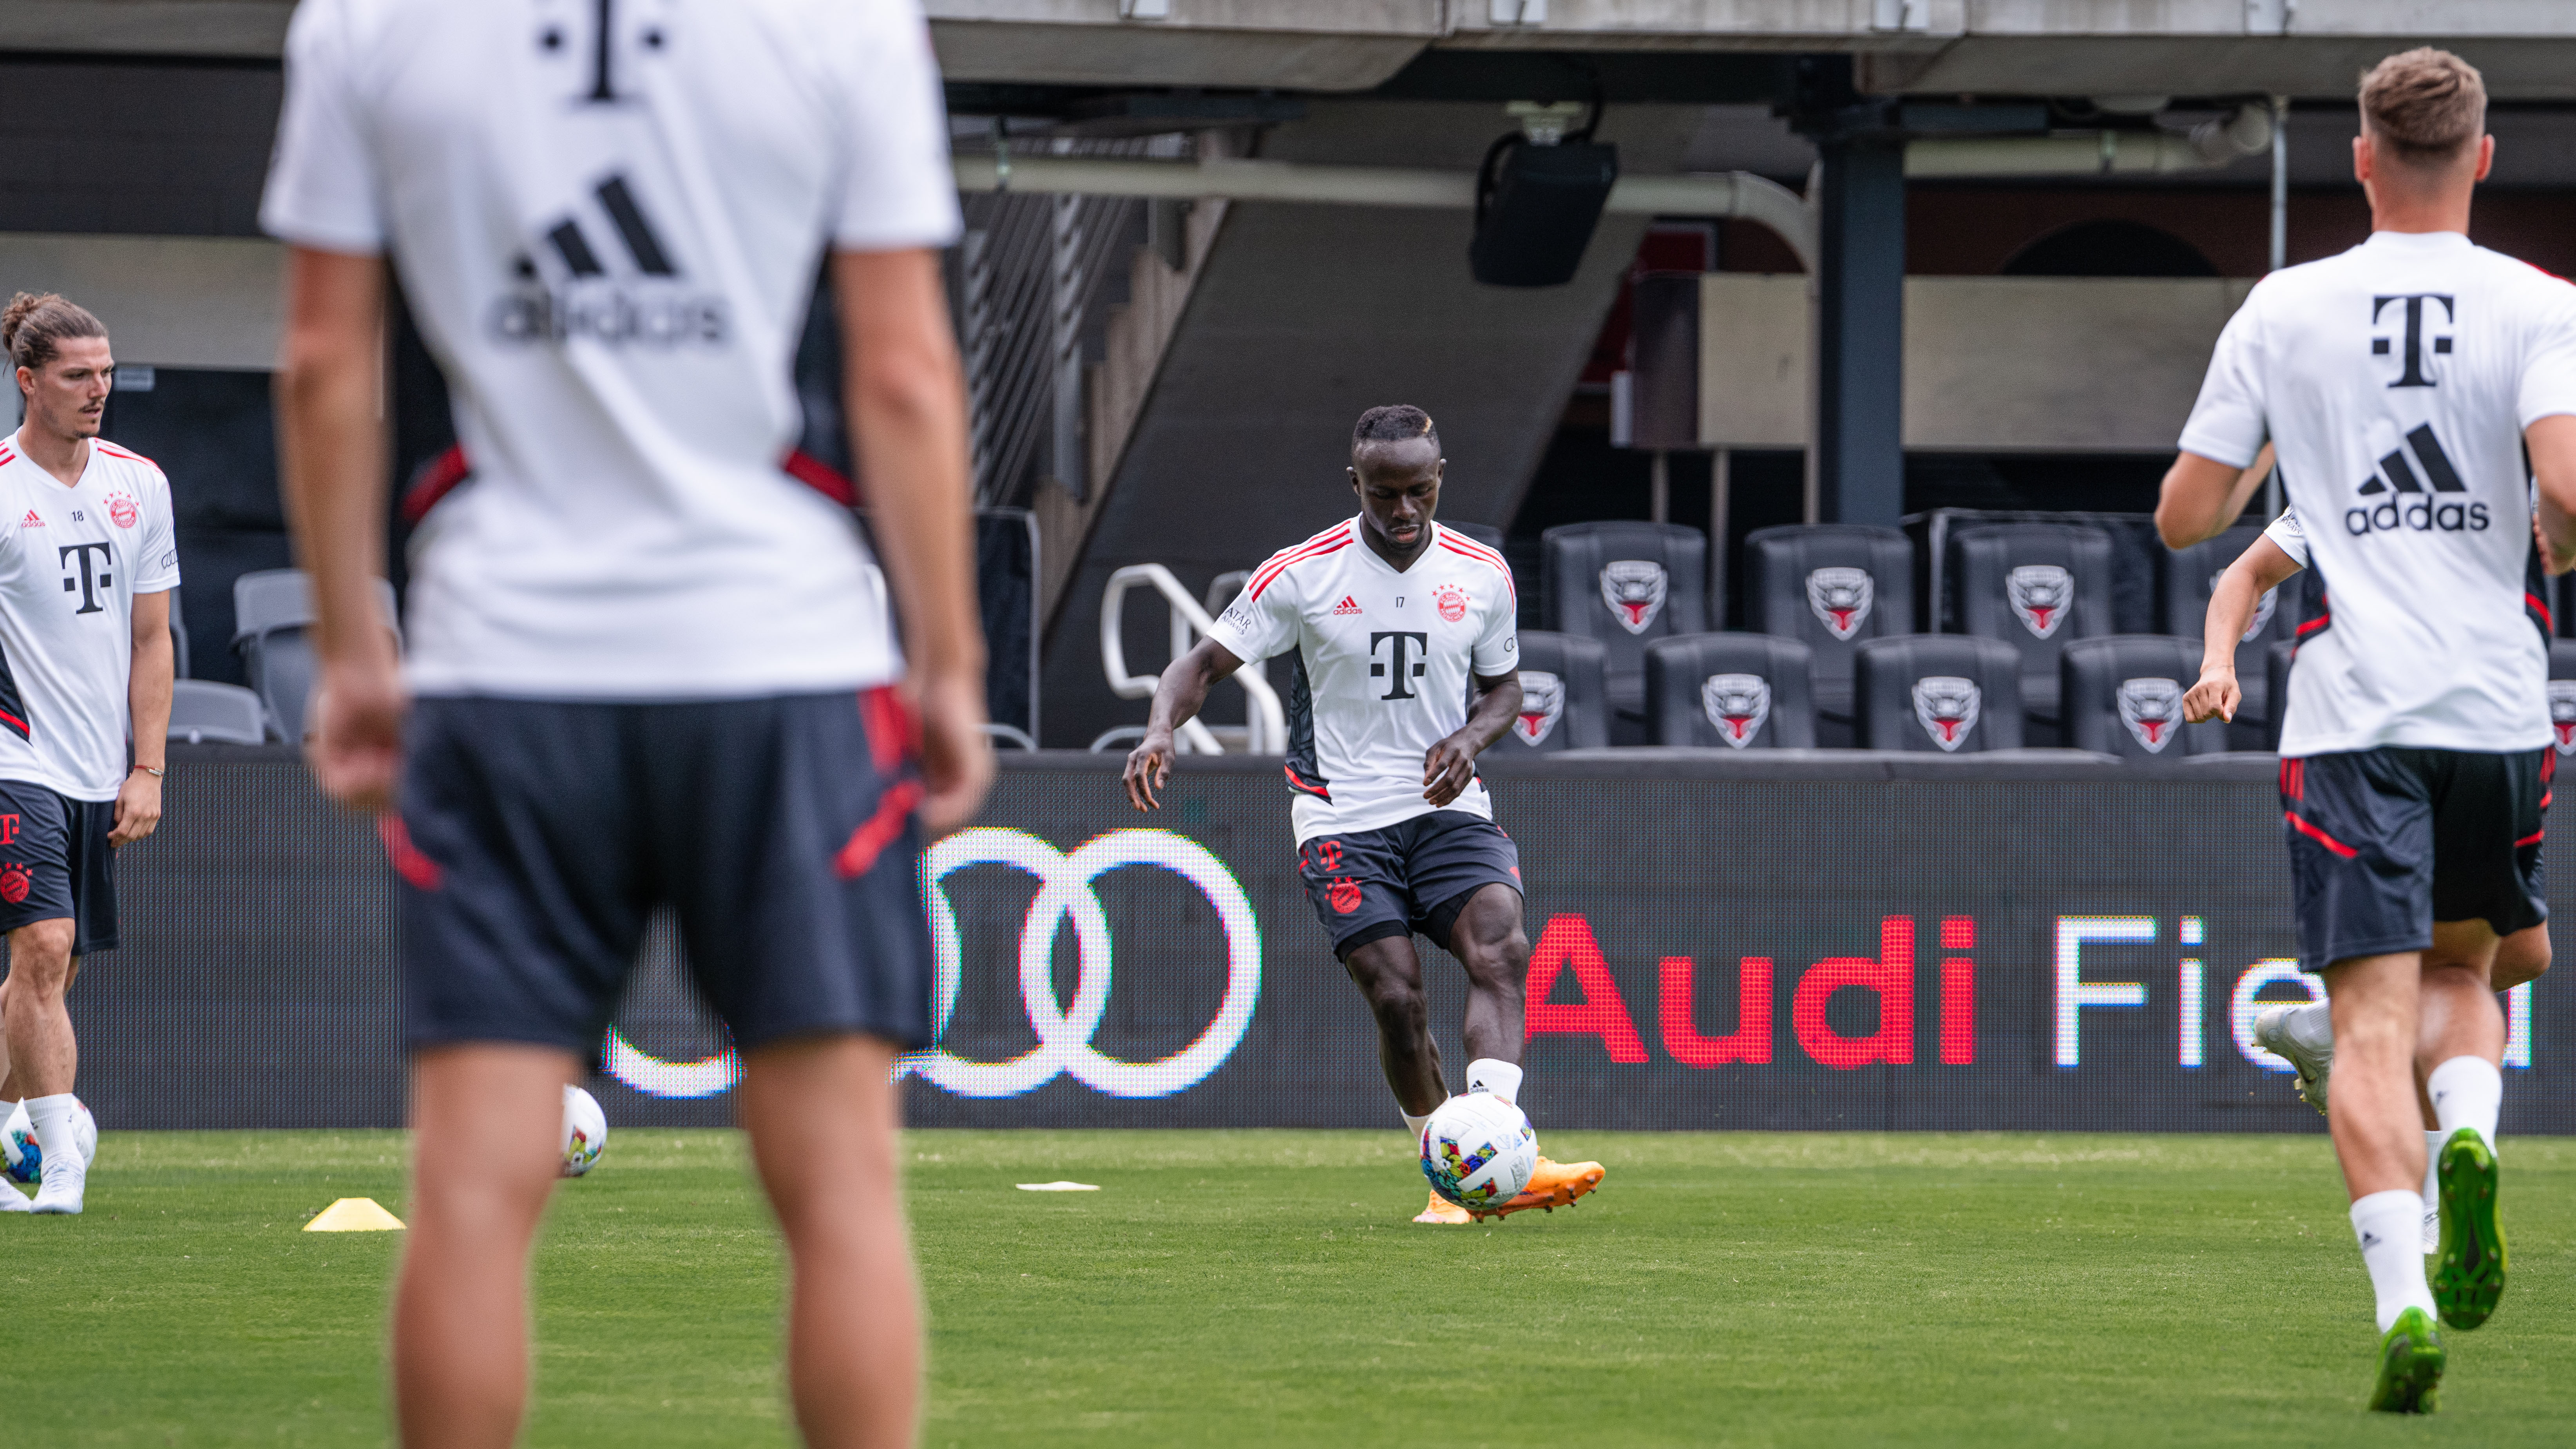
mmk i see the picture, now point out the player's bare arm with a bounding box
[2529,414,2576,573]
[112,588,172,846]
[276,246,401,810]
[1424,670,1520,807]
[2154,441,2276,549]
[1123,636,1246,811]
[2185,536,2301,724]
[835,247,993,839]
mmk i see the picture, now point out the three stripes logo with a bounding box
[2343,422,2493,537]
[488,172,729,349]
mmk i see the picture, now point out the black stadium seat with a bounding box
[1740,524,1913,727]
[1852,636,2024,753]
[2160,522,2297,730]
[2060,636,2230,759]
[1642,634,1818,749]
[2550,639,2576,757]
[1946,523,2114,726]
[1492,630,1609,753]
[1539,522,1709,726]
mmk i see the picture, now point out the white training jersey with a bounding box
[0,434,180,801]
[260,0,959,698]
[2179,231,2576,757]
[1207,519,1519,843]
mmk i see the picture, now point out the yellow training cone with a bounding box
[304,1197,406,1232]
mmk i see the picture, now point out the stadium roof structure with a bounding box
[30,0,2576,100]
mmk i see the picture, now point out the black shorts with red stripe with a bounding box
[2278,746,2547,971]
[1296,809,1523,960]
[389,690,932,1056]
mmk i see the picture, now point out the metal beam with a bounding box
[1809,135,1906,527]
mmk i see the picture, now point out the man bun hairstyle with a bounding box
[2359,47,2486,167]
[1353,404,1439,453]
[2,292,106,374]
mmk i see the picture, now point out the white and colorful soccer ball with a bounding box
[1419,1093,1537,1211]
[561,1085,607,1178]
[3,1097,97,1184]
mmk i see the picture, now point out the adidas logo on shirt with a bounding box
[1332,595,1364,616]
[18,511,38,528]
[489,172,729,349]
[2344,422,2492,536]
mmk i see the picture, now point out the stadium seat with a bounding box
[233,570,402,742]
[1539,522,1709,728]
[1945,523,2114,726]
[1740,524,1913,727]
[2059,636,2230,759]
[165,586,192,681]
[2549,639,2576,757]
[2159,522,2297,729]
[2265,639,2296,752]
[1852,635,2024,753]
[1492,630,1609,753]
[1640,634,1818,749]
[166,679,267,746]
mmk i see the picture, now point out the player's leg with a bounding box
[1298,828,1439,1121]
[1343,933,1444,1116]
[2320,950,2445,1411]
[0,920,75,1212]
[393,1043,574,1449]
[737,1034,919,1449]
[2415,921,2507,1327]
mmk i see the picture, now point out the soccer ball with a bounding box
[1419,1093,1537,1212]
[561,1084,607,1178]
[3,1097,97,1184]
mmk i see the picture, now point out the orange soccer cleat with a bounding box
[1472,1156,1605,1221]
[1412,1190,1474,1224]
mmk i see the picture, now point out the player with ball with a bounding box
[1126,405,1599,1224]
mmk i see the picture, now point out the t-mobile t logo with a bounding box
[1369,631,1430,701]
[2371,293,2455,388]
[58,542,112,614]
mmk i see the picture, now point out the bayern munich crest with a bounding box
[1805,567,1874,641]
[2006,564,2074,639]
[2116,677,2185,753]
[1434,583,1469,622]
[1514,671,1565,746]
[1599,560,1668,635]
[2550,680,2576,755]
[1700,673,1770,748]
[1912,676,1980,751]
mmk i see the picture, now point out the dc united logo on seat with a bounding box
[1805,567,1873,641]
[2006,566,2073,639]
[2117,677,2184,753]
[2549,680,2576,755]
[1513,671,1565,745]
[1913,676,1980,751]
[1700,673,1770,748]
[1599,561,1667,634]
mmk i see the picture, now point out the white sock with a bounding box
[2420,1130,2444,1252]
[2351,1190,2437,1332]
[2428,1056,2502,1153]
[1401,1100,1443,1148]
[1465,1058,1522,1106]
[2285,999,2334,1048]
[25,1094,80,1175]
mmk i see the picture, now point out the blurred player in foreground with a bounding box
[0,293,176,1215]
[1123,405,1603,1225]
[2188,508,2553,1261]
[263,0,991,1443]
[2159,47,2576,1413]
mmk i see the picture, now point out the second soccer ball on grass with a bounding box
[3,1096,95,1183]
[562,1085,607,1179]
[1419,1094,1537,1212]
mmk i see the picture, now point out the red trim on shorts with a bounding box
[400,444,472,526]
[859,686,916,773]
[835,780,923,879]
[377,814,444,890]
[2516,828,2545,848]
[2285,811,2358,860]
[782,448,858,507]
[2528,591,2554,634]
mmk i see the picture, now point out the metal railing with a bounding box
[1100,563,1284,755]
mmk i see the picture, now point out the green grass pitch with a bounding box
[14,1128,2576,1446]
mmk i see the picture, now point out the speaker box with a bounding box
[1468,139,1618,288]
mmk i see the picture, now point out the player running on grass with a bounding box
[0,293,176,1216]
[1123,404,1603,1226]
[264,0,992,1444]
[2189,505,2554,1261]
[2157,47,2576,1413]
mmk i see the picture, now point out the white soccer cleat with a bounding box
[0,1183,29,1212]
[2252,1003,2333,1116]
[29,1155,83,1215]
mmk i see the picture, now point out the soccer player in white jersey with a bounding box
[262,1,992,1444]
[1123,405,1604,1225]
[0,293,175,1216]
[2188,505,2555,1260]
[2156,49,2576,1413]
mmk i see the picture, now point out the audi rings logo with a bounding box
[903,828,1263,1099]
